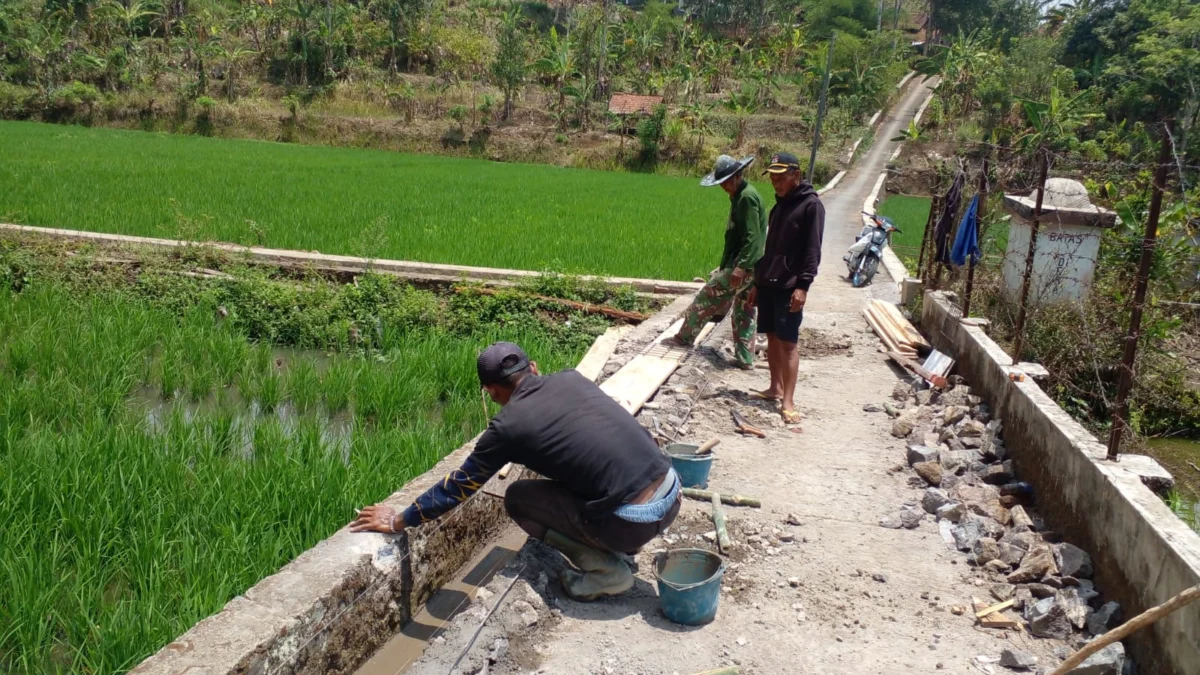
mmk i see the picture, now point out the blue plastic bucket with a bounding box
[664,443,713,489]
[655,548,725,626]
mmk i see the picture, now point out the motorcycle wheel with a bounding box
[850,258,867,288]
[862,256,880,284]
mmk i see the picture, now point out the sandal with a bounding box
[749,391,781,402]
[781,410,803,425]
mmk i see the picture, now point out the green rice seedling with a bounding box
[285,356,321,414]
[0,121,731,280]
[256,369,283,413]
[0,273,594,673]
[321,358,357,412]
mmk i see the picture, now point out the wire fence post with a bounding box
[1105,122,1174,461]
[1010,149,1049,361]
[808,32,836,185]
[917,194,940,282]
[961,154,989,318]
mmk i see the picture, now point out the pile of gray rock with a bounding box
[874,380,1129,674]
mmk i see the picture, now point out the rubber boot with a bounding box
[543,529,634,601]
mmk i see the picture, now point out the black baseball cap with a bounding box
[764,151,802,174]
[477,342,530,385]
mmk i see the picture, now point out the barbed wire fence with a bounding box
[887,127,1198,483]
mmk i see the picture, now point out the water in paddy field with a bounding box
[131,347,355,463]
[1148,437,1200,534]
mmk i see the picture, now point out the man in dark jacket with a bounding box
[665,154,767,368]
[750,152,825,425]
[350,342,681,602]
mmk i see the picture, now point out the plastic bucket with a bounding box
[664,443,713,489]
[655,548,725,626]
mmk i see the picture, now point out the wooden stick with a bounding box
[695,438,721,455]
[457,285,649,322]
[711,493,732,553]
[1048,585,1200,675]
[974,598,1015,619]
[688,668,739,675]
[497,463,513,479]
[886,351,948,389]
[682,487,761,508]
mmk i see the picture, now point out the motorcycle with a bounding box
[844,211,901,288]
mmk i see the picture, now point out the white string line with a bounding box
[443,562,528,675]
[267,497,480,675]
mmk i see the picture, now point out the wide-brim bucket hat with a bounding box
[700,155,756,187]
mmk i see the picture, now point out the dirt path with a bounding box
[396,79,1072,675]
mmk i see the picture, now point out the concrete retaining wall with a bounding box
[131,294,691,675]
[921,290,1200,675]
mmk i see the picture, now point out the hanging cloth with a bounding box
[950,194,981,267]
[934,171,965,264]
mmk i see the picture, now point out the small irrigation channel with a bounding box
[0,235,651,674]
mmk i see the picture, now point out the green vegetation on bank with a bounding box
[0,120,752,280]
[0,0,917,174]
[0,239,610,673]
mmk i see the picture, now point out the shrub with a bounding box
[0,82,34,119]
[46,81,102,124]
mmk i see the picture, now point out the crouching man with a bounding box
[350,342,681,601]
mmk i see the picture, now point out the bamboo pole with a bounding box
[711,493,732,553]
[682,488,761,508]
[1048,585,1200,675]
[1106,122,1173,461]
[916,194,940,281]
[1010,149,1049,361]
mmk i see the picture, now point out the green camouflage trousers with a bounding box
[677,268,757,365]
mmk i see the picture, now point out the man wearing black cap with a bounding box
[351,342,681,601]
[750,151,825,425]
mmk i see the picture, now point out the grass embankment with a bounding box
[878,194,1010,271]
[0,240,610,673]
[0,120,751,281]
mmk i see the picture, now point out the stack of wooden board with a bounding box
[863,299,930,357]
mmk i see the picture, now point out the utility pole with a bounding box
[808,32,836,185]
[878,0,884,31]
[1106,123,1174,461]
[894,0,901,29]
[961,154,989,318]
[597,0,610,101]
[1010,149,1050,362]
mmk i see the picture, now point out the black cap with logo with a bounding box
[764,151,802,174]
[477,342,530,386]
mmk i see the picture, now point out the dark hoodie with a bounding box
[755,182,825,291]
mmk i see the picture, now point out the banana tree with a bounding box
[536,27,574,120]
[563,71,597,130]
[722,85,759,148]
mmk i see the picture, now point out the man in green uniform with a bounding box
[665,155,767,368]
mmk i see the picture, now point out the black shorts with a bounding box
[756,287,804,343]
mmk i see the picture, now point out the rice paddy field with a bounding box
[0,240,601,673]
[0,121,754,281]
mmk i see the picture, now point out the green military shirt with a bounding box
[719,181,768,271]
